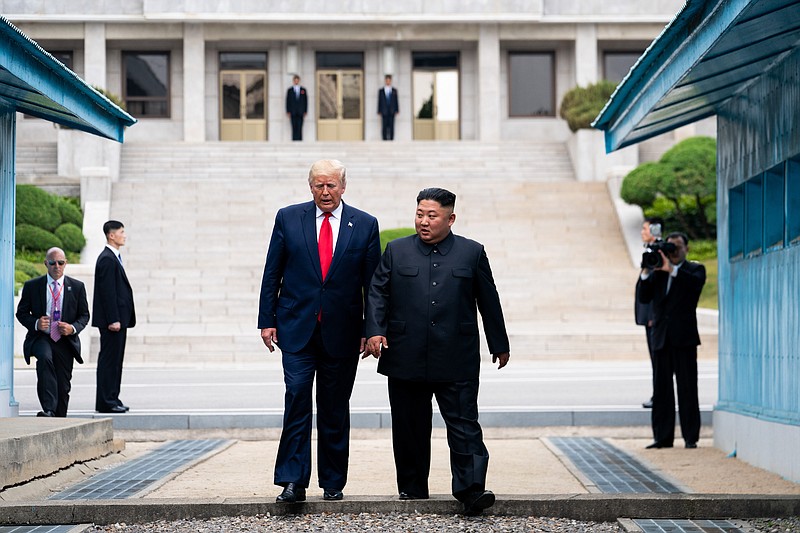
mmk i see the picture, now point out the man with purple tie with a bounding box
[16,247,90,417]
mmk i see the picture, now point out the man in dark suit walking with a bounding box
[365,188,510,516]
[258,159,381,503]
[377,74,399,140]
[638,231,705,449]
[286,75,308,141]
[16,247,90,417]
[93,220,136,414]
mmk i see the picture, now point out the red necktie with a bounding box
[319,212,333,280]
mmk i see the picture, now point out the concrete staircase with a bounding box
[97,140,711,363]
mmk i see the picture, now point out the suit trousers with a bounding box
[387,377,489,500]
[290,114,304,141]
[381,114,395,140]
[31,337,74,417]
[645,324,655,393]
[274,324,358,490]
[651,340,701,446]
[96,328,127,411]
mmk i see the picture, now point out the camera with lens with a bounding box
[641,241,677,269]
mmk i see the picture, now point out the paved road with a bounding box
[12,359,718,416]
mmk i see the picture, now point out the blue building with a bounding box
[1,15,135,417]
[594,0,800,482]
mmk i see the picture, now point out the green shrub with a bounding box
[14,259,44,278]
[15,185,62,231]
[15,224,63,252]
[559,80,618,132]
[55,223,86,253]
[57,198,84,227]
[380,228,416,252]
[92,85,127,111]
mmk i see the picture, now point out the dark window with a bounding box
[745,175,764,258]
[508,52,554,117]
[787,157,800,246]
[316,52,363,69]
[603,52,641,83]
[764,162,785,252]
[123,52,170,118]
[729,183,745,261]
[219,52,267,70]
[412,52,459,69]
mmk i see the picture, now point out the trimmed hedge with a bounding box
[14,259,43,278]
[58,199,84,227]
[380,227,415,252]
[15,224,63,252]
[16,184,62,231]
[55,223,86,253]
[559,80,617,132]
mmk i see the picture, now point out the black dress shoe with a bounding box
[36,410,55,417]
[462,489,495,516]
[323,488,343,501]
[276,483,306,503]
[97,405,127,414]
[645,441,674,449]
[119,404,130,412]
[685,442,698,449]
[399,492,428,500]
[642,399,653,409]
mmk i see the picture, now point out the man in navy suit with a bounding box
[638,231,705,450]
[258,159,381,503]
[16,247,90,417]
[377,74,399,140]
[286,75,308,141]
[93,220,136,414]
[365,188,510,516]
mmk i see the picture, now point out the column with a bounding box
[575,24,598,87]
[83,22,107,88]
[183,23,206,142]
[0,105,19,416]
[478,24,500,142]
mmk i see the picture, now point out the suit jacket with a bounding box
[634,278,654,326]
[286,86,308,116]
[377,87,399,116]
[366,232,510,382]
[258,200,381,358]
[638,260,706,351]
[16,275,90,364]
[92,247,136,329]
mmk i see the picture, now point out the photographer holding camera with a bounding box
[635,217,664,409]
[638,231,706,450]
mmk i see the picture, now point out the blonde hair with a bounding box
[308,159,346,186]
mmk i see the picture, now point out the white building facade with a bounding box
[5,1,683,148]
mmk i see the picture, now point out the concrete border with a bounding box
[0,495,798,525]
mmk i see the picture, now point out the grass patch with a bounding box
[380,227,415,252]
[688,239,717,310]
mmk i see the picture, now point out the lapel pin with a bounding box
[348,222,353,227]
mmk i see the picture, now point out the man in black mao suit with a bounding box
[638,231,705,449]
[16,247,89,417]
[93,220,136,414]
[258,159,381,503]
[366,188,510,516]
[377,75,399,140]
[286,75,308,141]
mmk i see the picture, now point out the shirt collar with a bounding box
[416,231,454,256]
[46,274,63,287]
[316,202,344,219]
[105,244,121,258]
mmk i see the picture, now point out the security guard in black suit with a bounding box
[366,187,510,516]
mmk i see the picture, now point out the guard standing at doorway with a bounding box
[286,75,308,141]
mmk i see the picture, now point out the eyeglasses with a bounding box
[46,260,66,266]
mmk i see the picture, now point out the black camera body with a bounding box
[641,240,677,269]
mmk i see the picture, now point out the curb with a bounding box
[1,495,799,525]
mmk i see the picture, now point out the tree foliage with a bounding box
[559,80,617,132]
[621,136,717,240]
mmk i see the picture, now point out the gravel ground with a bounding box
[88,513,622,532]
[748,517,800,532]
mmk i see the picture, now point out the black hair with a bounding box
[103,220,124,236]
[645,216,664,227]
[666,231,689,246]
[416,188,456,209]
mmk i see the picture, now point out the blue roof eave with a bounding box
[0,15,136,142]
[592,0,755,153]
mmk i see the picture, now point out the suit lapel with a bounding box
[61,277,74,320]
[327,203,354,280]
[302,202,324,283]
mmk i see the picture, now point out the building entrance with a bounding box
[412,52,460,140]
[219,53,268,141]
